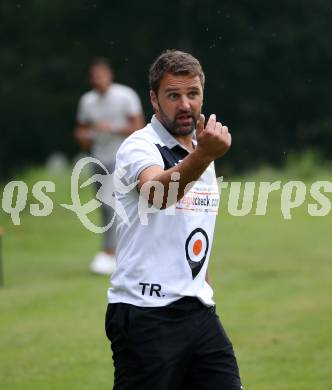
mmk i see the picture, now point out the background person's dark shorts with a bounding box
[105,297,243,390]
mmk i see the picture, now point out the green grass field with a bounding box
[0,165,331,389]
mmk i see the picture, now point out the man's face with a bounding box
[150,73,203,136]
[90,64,112,91]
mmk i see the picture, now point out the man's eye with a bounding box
[169,93,178,100]
[188,92,198,98]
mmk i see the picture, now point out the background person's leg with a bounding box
[90,161,117,274]
[101,190,117,255]
[95,161,117,253]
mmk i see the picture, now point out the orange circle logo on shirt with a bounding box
[185,228,209,279]
[193,239,202,256]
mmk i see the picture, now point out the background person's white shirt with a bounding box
[77,83,143,165]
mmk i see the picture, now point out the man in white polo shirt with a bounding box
[75,58,144,275]
[105,50,242,389]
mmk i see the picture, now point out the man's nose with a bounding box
[178,96,191,111]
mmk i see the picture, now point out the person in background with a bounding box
[75,57,145,275]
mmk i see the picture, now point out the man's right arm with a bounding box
[137,114,231,209]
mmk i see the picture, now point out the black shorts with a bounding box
[105,297,243,390]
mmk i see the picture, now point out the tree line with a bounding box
[1,0,331,179]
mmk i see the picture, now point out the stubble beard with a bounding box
[157,102,200,137]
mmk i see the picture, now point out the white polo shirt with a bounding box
[77,83,142,165]
[107,116,220,307]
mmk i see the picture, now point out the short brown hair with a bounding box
[149,50,205,93]
[90,57,112,70]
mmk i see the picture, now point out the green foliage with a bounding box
[283,149,331,180]
[238,149,331,182]
[1,1,332,179]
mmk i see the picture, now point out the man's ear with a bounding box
[150,90,159,113]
